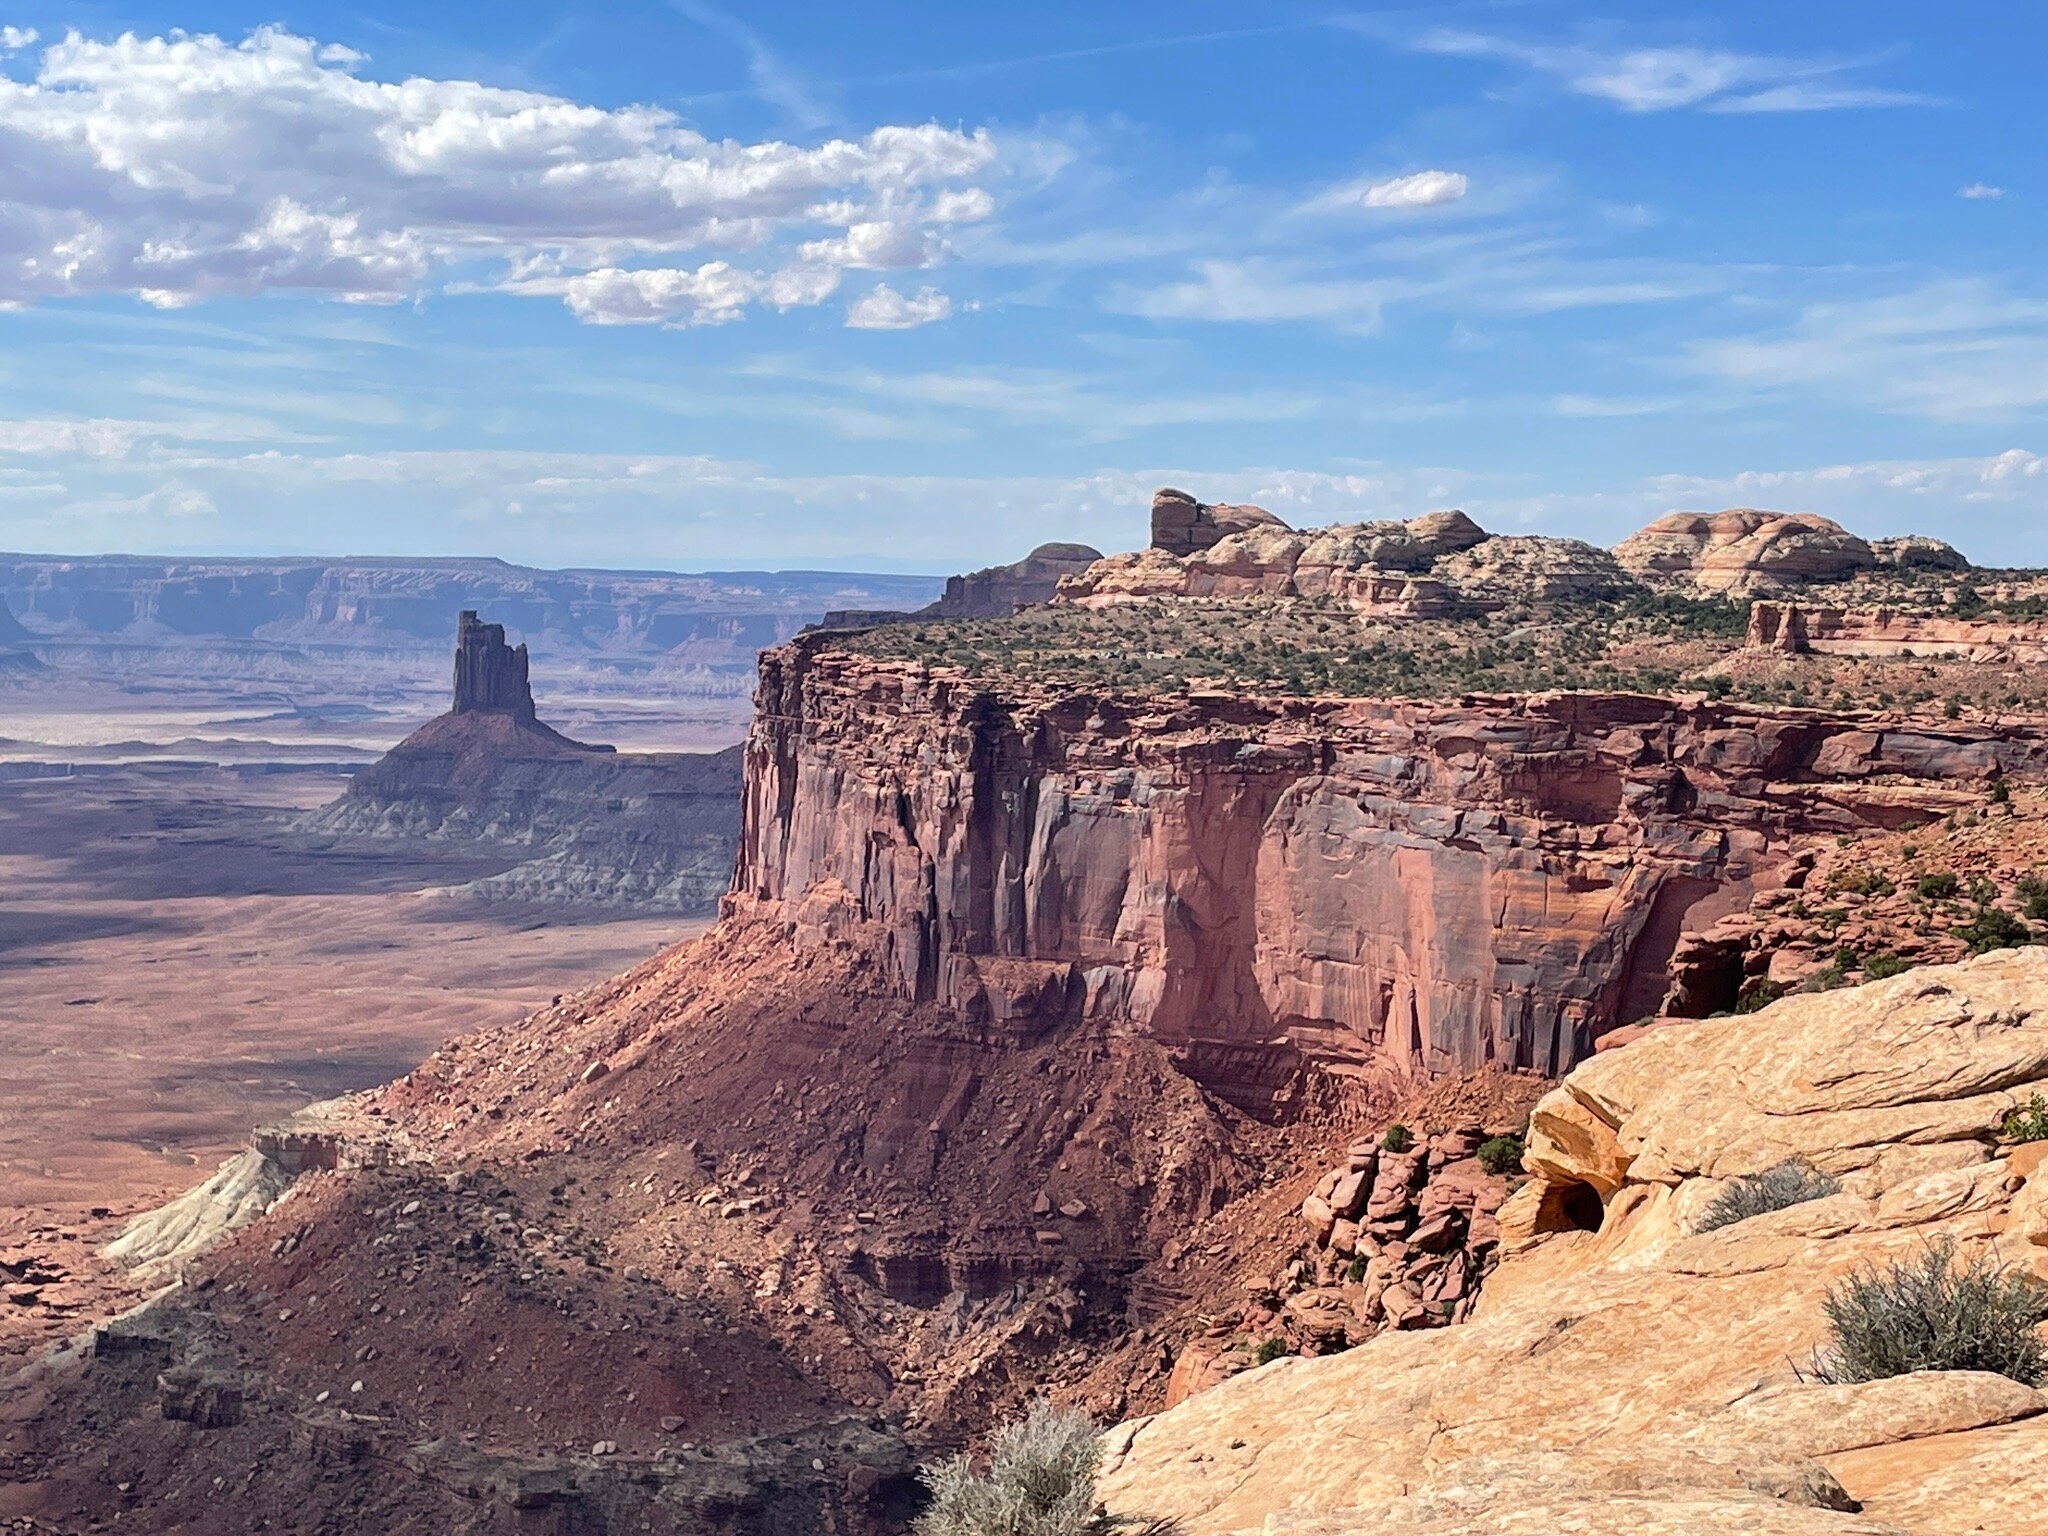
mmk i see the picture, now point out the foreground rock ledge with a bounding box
[1096,948,2048,1536]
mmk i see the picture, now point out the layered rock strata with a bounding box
[734,638,2048,1098]
[1097,948,2048,1535]
[1750,601,2048,664]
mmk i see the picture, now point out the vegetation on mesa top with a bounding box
[837,587,2048,714]
[839,592,1753,701]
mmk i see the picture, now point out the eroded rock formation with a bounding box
[1062,506,1626,616]
[1150,488,1293,556]
[1614,509,1884,595]
[734,637,2048,1100]
[818,542,1103,630]
[1098,949,2048,1535]
[305,612,742,911]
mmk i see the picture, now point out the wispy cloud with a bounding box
[1960,182,2008,200]
[663,0,832,130]
[1362,170,1471,209]
[1374,25,1932,114]
[1685,279,2048,420]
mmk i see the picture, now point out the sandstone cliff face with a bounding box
[1150,488,1292,556]
[1097,949,2048,1535]
[734,639,2048,1098]
[452,609,537,718]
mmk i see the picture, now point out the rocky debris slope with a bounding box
[819,542,1103,630]
[1098,948,2048,1535]
[1162,1124,1521,1407]
[302,610,742,911]
[738,637,2048,1094]
[1614,509,1888,595]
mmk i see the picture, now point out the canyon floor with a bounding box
[0,676,740,1371]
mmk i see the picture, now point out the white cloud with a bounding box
[845,284,953,329]
[0,25,1001,324]
[1404,28,1929,114]
[1960,183,2007,200]
[1361,170,1469,209]
[0,25,35,50]
[555,261,842,326]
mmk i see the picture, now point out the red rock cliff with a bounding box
[733,638,2048,1101]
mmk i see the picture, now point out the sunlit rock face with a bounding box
[733,637,2048,1105]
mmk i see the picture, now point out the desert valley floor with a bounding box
[0,682,739,1369]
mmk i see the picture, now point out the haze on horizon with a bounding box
[0,1,2042,571]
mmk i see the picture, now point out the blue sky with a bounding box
[0,1,2043,570]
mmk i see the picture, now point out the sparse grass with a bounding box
[1697,1159,1840,1232]
[1810,1238,2047,1387]
[915,1400,1181,1536]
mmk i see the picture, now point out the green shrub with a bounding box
[1381,1124,1414,1153]
[1344,1253,1368,1282]
[1834,947,1862,972]
[1832,870,1895,899]
[1812,1238,2047,1387]
[2027,894,2048,923]
[1863,952,1912,980]
[1917,872,1960,901]
[1802,966,1850,993]
[915,1399,1180,1536]
[2003,1096,2048,1143]
[1253,1338,1291,1367]
[1960,907,2033,954]
[1991,780,2013,805]
[1697,1159,1840,1232]
[1735,978,1786,1014]
[1476,1134,1525,1176]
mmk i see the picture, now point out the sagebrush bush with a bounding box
[1812,1239,2047,1387]
[1381,1123,1414,1153]
[916,1400,1179,1536]
[1917,871,1960,900]
[1697,1159,1840,1232]
[1863,952,1911,979]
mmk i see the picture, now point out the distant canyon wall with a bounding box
[0,555,942,665]
[732,639,2048,1100]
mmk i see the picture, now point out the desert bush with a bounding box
[2003,1096,2048,1143]
[1811,1238,2047,1387]
[1960,907,2034,954]
[1477,1134,1525,1176]
[1917,871,1960,901]
[1381,1124,1414,1153]
[1697,1159,1840,1232]
[916,1400,1179,1536]
[1863,952,1911,979]
[1254,1338,1290,1366]
[1831,870,1895,899]
[1735,978,1786,1014]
